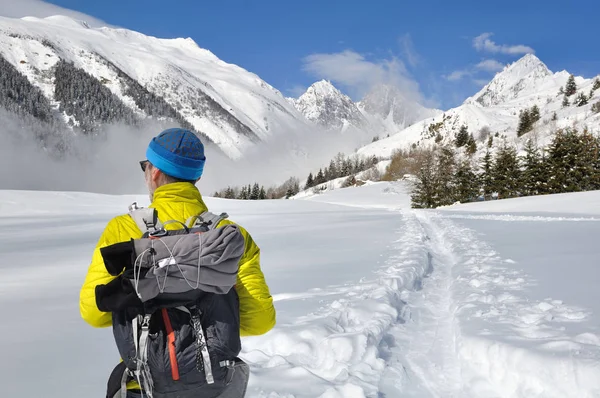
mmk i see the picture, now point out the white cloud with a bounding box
[473,32,534,55]
[399,34,420,67]
[302,49,425,103]
[0,0,109,27]
[445,69,471,81]
[475,59,505,72]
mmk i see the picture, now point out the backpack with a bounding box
[96,202,245,398]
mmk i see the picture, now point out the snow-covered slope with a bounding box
[0,15,313,159]
[2,184,599,397]
[293,80,367,131]
[358,55,600,158]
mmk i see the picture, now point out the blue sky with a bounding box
[6,0,599,109]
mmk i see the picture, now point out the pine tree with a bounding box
[453,159,478,203]
[305,172,314,189]
[250,183,260,200]
[562,95,570,107]
[530,105,541,123]
[520,139,543,196]
[480,150,494,199]
[558,86,564,95]
[435,146,457,206]
[224,187,236,199]
[410,150,437,208]
[492,142,520,199]
[594,78,600,91]
[259,186,267,200]
[239,186,248,200]
[327,159,338,180]
[575,92,589,107]
[547,128,600,193]
[565,74,577,96]
[454,125,469,148]
[552,112,558,121]
[487,135,494,148]
[316,168,325,185]
[466,134,477,155]
[517,109,532,136]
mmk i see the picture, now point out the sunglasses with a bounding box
[139,160,150,172]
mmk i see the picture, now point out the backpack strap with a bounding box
[129,204,163,235]
[186,211,229,231]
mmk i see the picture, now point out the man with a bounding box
[80,128,276,397]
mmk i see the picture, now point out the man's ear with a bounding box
[151,166,162,184]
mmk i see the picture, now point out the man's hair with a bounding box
[162,173,196,185]
[148,161,196,185]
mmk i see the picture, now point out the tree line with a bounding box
[410,127,600,208]
[303,153,379,190]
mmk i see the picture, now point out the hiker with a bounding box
[79,128,276,397]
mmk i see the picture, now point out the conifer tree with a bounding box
[594,78,600,91]
[492,142,520,199]
[575,92,589,107]
[562,95,570,107]
[224,187,236,199]
[435,146,457,206]
[305,172,314,189]
[454,125,469,148]
[239,186,248,200]
[327,159,338,180]
[517,109,532,136]
[565,74,577,96]
[558,86,564,95]
[480,150,494,199]
[250,183,260,200]
[316,168,325,185]
[520,139,543,196]
[259,186,267,200]
[453,159,478,203]
[466,134,477,155]
[410,150,437,208]
[530,105,541,123]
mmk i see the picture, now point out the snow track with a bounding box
[410,211,600,398]
[243,210,434,397]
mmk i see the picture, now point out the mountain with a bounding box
[358,54,600,159]
[465,53,557,107]
[0,15,313,159]
[293,80,367,131]
[293,81,441,137]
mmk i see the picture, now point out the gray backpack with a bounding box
[97,203,246,398]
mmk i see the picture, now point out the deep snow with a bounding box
[0,184,599,397]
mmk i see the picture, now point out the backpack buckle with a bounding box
[149,229,168,238]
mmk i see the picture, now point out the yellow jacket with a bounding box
[79,182,276,337]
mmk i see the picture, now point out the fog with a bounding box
[0,111,375,196]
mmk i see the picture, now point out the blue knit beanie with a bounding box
[146,128,206,180]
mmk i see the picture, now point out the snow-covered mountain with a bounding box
[358,54,600,158]
[0,15,315,159]
[293,80,367,131]
[293,80,441,137]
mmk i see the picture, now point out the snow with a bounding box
[0,15,312,158]
[293,80,367,131]
[1,184,599,397]
[358,55,600,160]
